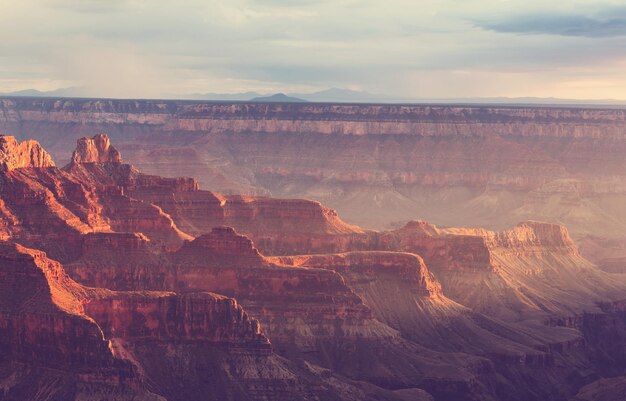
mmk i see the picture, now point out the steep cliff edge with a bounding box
[57,135,622,323]
[0,242,160,401]
[1,241,409,401]
[54,135,624,323]
[0,135,192,258]
[67,225,483,398]
[370,221,626,320]
[272,251,583,359]
[130,190,366,255]
[0,242,107,362]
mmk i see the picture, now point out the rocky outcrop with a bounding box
[67,226,490,398]
[272,251,441,297]
[0,242,159,400]
[368,221,624,320]
[57,135,622,323]
[0,242,110,364]
[272,251,581,359]
[185,226,265,260]
[0,136,193,258]
[0,135,55,170]
[72,133,122,164]
[132,190,366,255]
[1,241,409,401]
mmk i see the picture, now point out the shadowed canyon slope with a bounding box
[1,133,626,401]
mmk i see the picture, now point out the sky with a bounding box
[1,0,626,99]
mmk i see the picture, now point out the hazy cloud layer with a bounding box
[479,12,626,37]
[0,0,625,99]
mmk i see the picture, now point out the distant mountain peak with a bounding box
[250,93,307,103]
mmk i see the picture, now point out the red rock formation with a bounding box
[67,225,487,397]
[131,190,366,255]
[371,221,625,320]
[0,135,55,170]
[0,137,192,258]
[1,241,408,401]
[186,226,265,259]
[0,242,108,362]
[0,242,157,400]
[60,141,367,255]
[272,251,581,359]
[56,136,623,323]
[72,133,122,164]
[84,291,269,346]
[49,135,623,322]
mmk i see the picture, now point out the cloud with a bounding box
[1,0,625,99]
[478,12,626,38]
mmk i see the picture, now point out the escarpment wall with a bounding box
[1,97,624,241]
[1,98,626,139]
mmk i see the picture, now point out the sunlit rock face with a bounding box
[71,133,122,164]
[0,135,54,170]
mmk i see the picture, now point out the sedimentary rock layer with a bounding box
[1,241,406,401]
[0,98,624,244]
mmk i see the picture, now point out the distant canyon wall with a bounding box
[1,97,625,249]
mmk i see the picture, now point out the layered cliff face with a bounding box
[0,242,163,401]
[130,190,366,255]
[1,98,623,249]
[54,135,622,323]
[1,241,409,401]
[271,251,583,358]
[0,165,107,258]
[67,225,487,398]
[370,221,625,320]
[0,242,107,363]
[0,135,192,259]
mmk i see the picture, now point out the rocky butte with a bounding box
[1,133,626,400]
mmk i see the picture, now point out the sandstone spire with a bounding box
[0,135,55,170]
[71,133,121,164]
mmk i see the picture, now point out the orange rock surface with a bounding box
[0,135,55,170]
